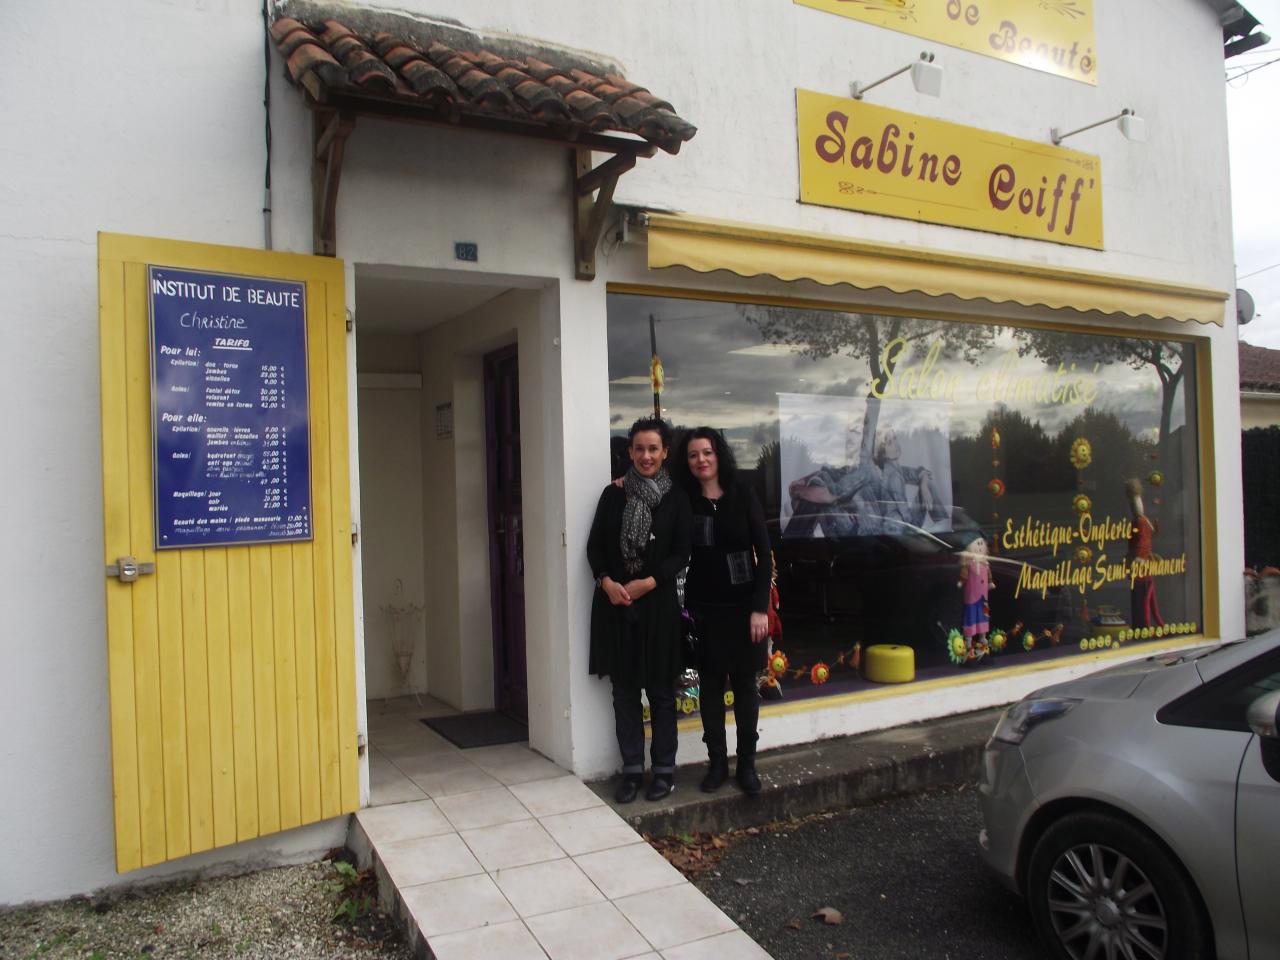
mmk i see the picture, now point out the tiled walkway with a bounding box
[355,697,772,960]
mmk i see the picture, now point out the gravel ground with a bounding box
[0,860,412,960]
[691,782,1043,960]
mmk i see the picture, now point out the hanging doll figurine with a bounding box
[958,533,993,662]
[1125,478,1164,629]
[758,564,785,701]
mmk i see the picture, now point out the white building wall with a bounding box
[357,381,428,700]
[0,0,1245,902]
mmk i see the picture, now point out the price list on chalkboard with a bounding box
[149,266,312,549]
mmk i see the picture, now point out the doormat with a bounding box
[421,712,527,749]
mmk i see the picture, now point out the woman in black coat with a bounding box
[675,426,772,795]
[587,417,692,803]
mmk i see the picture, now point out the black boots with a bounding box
[735,756,761,796]
[700,754,729,793]
[645,774,675,801]
[615,773,643,804]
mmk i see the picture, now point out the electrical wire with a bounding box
[1240,261,1280,280]
[1227,54,1280,83]
[262,0,274,249]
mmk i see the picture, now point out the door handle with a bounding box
[106,556,156,583]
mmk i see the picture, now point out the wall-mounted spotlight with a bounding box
[1051,108,1146,146]
[850,52,943,101]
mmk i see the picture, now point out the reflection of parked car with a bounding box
[767,510,1074,666]
[979,633,1280,960]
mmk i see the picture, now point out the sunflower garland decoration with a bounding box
[768,650,790,677]
[1023,631,1037,651]
[1072,493,1092,515]
[1069,437,1093,470]
[759,674,783,700]
[947,628,968,665]
[989,629,1007,654]
[810,662,831,685]
[988,424,1004,536]
[649,355,665,394]
[1074,545,1093,564]
[830,643,863,672]
[1147,470,1164,488]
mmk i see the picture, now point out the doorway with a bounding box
[484,345,528,724]
[352,267,556,803]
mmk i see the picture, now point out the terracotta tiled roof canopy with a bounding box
[270,6,696,154]
[1240,342,1280,393]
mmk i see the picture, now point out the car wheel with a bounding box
[1026,811,1211,960]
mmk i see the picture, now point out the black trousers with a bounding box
[691,601,763,760]
[612,679,677,776]
[699,666,760,760]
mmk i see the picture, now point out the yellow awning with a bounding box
[645,213,1227,326]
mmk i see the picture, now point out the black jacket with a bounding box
[686,481,773,614]
[586,483,692,685]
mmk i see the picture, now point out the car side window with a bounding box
[1159,652,1280,733]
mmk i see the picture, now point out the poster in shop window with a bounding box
[149,266,312,549]
[779,393,954,539]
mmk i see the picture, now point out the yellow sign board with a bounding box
[795,0,1097,84]
[797,89,1103,249]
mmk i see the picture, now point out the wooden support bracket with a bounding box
[312,110,357,257]
[572,147,640,281]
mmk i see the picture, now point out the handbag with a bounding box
[680,607,700,670]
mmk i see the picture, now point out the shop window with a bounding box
[607,293,1202,702]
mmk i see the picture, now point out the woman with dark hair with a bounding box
[674,426,772,795]
[587,417,692,802]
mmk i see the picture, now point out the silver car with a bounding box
[979,632,1280,960]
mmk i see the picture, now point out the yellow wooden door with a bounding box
[98,233,358,872]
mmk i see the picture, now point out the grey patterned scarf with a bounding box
[621,466,672,575]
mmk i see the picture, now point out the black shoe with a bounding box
[615,774,642,804]
[735,759,761,796]
[645,775,675,801]
[700,756,729,793]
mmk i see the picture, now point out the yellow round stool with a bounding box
[864,644,916,683]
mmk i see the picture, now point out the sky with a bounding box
[1228,0,1280,347]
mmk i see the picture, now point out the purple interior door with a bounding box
[484,345,528,724]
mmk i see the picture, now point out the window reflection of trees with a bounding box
[741,305,995,391]
[1012,330,1187,455]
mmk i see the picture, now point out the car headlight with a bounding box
[991,697,1079,745]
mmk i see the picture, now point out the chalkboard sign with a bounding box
[149,266,312,549]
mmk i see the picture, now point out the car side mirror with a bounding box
[1247,690,1280,740]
